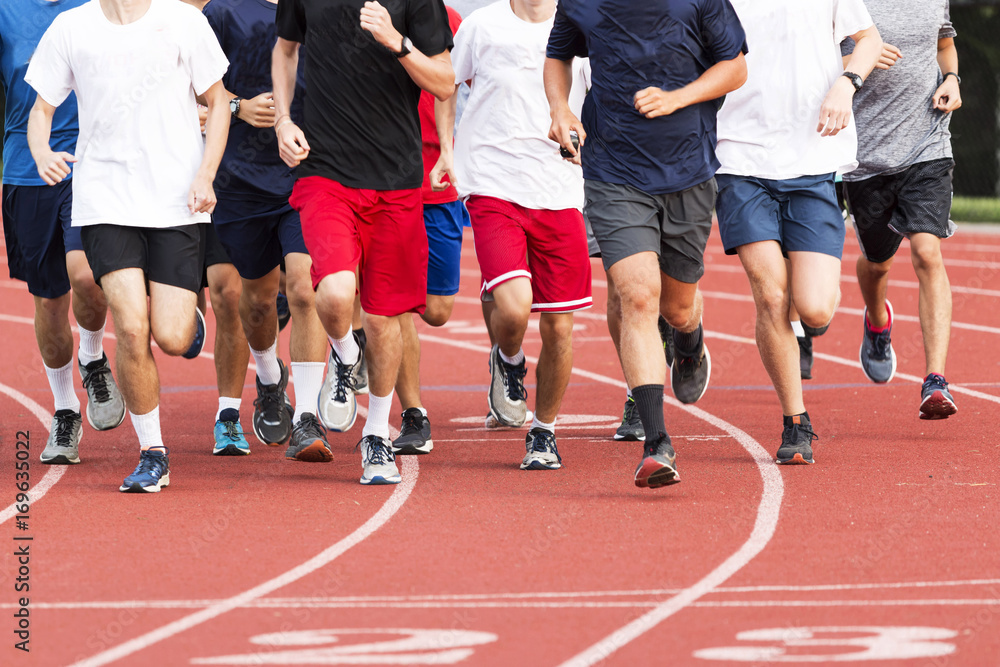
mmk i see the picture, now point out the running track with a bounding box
[1,224,998,666]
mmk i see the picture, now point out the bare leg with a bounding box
[362,313,403,397]
[534,312,575,423]
[856,255,894,329]
[396,294,456,411]
[909,233,951,375]
[100,269,159,415]
[33,293,74,368]
[284,253,328,364]
[604,252,665,389]
[66,249,107,333]
[489,278,532,358]
[659,273,702,333]
[207,263,249,401]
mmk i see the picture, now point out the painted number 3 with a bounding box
[694,626,957,662]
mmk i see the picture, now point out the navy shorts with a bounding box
[213,196,309,281]
[424,199,468,297]
[2,181,83,298]
[716,173,846,259]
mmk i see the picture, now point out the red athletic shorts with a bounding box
[466,195,592,313]
[291,176,427,317]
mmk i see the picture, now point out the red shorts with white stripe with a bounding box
[466,195,592,313]
[291,176,427,317]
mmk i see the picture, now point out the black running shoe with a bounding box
[802,322,830,337]
[285,413,333,462]
[798,335,814,380]
[392,408,433,455]
[671,325,711,405]
[658,315,675,368]
[776,414,817,465]
[919,373,957,420]
[614,397,645,441]
[276,292,291,332]
[634,434,680,488]
[252,359,292,445]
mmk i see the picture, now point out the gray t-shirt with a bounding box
[841,0,957,181]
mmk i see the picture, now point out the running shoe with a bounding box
[213,408,250,456]
[358,435,401,485]
[318,333,364,431]
[252,359,292,445]
[670,325,711,404]
[276,292,291,332]
[614,397,645,441]
[860,301,897,384]
[487,344,528,427]
[120,448,170,493]
[182,307,207,360]
[919,373,958,420]
[521,428,562,470]
[776,414,817,465]
[798,335,814,380]
[634,434,680,488]
[354,329,369,395]
[658,315,675,367]
[40,410,82,465]
[392,408,433,455]
[80,354,126,431]
[285,413,333,462]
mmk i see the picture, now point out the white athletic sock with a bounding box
[531,414,555,434]
[790,320,805,338]
[499,348,525,365]
[362,390,394,440]
[216,397,242,421]
[291,362,325,422]
[130,406,164,451]
[250,338,282,386]
[626,387,632,399]
[330,332,359,366]
[45,360,81,413]
[77,324,105,366]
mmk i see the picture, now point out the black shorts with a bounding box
[80,224,203,293]
[845,159,956,264]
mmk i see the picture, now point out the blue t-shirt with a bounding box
[0,0,87,186]
[547,0,746,195]
[204,0,306,200]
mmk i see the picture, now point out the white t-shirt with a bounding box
[716,0,874,180]
[25,0,229,228]
[452,0,588,211]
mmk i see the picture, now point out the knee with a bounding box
[153,325,191,357]
[115,316,150,354]
[796,303,835,330]
[540,314,574,343]
[755,285,789,322]
[617,281,659,317]
[315,276,355,315]
[211,282,242,318]
[910,244,944,274]
[422,300,453,327]
[660,299,694,330]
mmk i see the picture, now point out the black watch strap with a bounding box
[944,71,961,85]
[842,71,863,92]
[394,36,412,59]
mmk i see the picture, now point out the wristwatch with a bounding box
[229,97,242,120]
[842,72,863,92]
[944,72,961,84]
[394,36,413,59]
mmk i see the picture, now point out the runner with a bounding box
[274,0,455,484]
[1,0,125,466]
[26,0,231,491]
[843,0,962,420]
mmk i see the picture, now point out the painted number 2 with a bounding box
[191,628,499,665]
[694,626,957,662]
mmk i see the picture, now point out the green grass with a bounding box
[952,196,1000,223]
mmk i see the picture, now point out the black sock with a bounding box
[672,324,703,356]
[632,384,667,441]
[354,327,367,349]
[783,411,810,427]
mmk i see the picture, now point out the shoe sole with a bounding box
[613,431,646,442]
[392,439,434,455]
[119,473,170,493]
[776,452,814,465]
[182,308,207,360]
[360,474,401,485]
[40,453,81,465]
[634,457,680,488]
[287,441,334,462]
[213,444,250,456]
[671,345,712,405]
[919,392,957,420]
[520,459,562,470]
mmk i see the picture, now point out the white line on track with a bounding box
[418,334,785,667]
[0,382,60,526]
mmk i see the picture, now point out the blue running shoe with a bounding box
[920,373,958,420]
[183,308,207,360]
[860,301,896,383]
[120,448,170,493]
[213,408,250,456]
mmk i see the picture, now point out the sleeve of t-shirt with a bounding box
[940,2,957,40]
[833,0,874,44]
[450,14,476,85]
[183,11,230,96]
[24,15,75,107]
[202,1,226,44]
[700,0,749,63]
[408,0,453,58]
[276,0,307,44]
[547,3,587,60]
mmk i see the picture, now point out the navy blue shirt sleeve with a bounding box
[407,0,453,57]
[699,0,748,63]
[276,0,307,44]
[546,4,587,60]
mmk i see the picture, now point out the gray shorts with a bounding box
[584,178,716,284]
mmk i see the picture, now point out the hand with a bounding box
[276,120,310,168]
[188,173,217,215]
[430,151,455,191]
[35,150,77,186]
[197,105,208,134]
[876,43,902,70]
[360,1,403,51]
[817,77,855,137]
[933,76,962,113]
[239,92,277,128]
[634,87,683,119]
[548,107,586,166]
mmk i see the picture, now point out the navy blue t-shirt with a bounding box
[204,0,306,200]
[547,0,746,195]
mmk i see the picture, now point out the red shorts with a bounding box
[291,176,427,317]
[466,196,592,313]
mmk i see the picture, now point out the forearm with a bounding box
[434,91,457,156]
[667,53,747,111]
[544,58,575,116]
[844,26,882,80]
[26,103,55,164]
[198,90,230,179]
[400,50,455,101]
[272,38,300,124]
[937,39,958,76]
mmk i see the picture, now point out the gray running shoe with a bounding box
[40,410,82,465]
[285,413,333,462]
[860,300,897,384]
[487,345,527,427]
[252,359,293,445]
[776,414,817,465]
[614,397,645,441]
[521,428,562,470]
[392,408,433,455]
[80,354,126,431]
[359,435,401,485]
[634,434,680,488]
[670,327,711,404]
[318,333,364,432]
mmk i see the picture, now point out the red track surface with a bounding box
[1,225,998,666]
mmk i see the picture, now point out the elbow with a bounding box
[726,53,749,93]
[433,75,456,102]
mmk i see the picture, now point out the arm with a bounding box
[818,24,882,136]
[634,52,747,119]
[545,57,586,164]
[189,79,230,214]
[429,88,458,191]
[197,89,276,128]
[843,43,902,71]
[360,1,454,101]
[272,37,310,168]
[933,37,961,112]
[27,96,76,186]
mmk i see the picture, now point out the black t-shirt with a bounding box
[276,0,453,191]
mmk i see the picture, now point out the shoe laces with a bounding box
[253,382,284,417]
[529,429,559,457]
[333,356,358,403]
[135,449,167,476]
[866,325,892,359]
[784,422,819,446]
[82,364,112,402]
[360,436,394,466]
[293,413,326,440]
[220,419,242,443]
[623,398,637,421]
[400,409,424,436]
[674,350,702,380]
[502,360,527,402]
[53,413,79,447]
[923,374,948,392]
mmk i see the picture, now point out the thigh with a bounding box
[660,177,716,284]
[424,200,467,297]
[81,223,146,288]
[715,173,782,256]
[146,224,203,293]
[3,182,73,298]
[99,267,151,335]
[787,250,842,309]
[290,176,363,291]
[779,174,846,260]
[894,159,956,240]
[735,240,789,301]
[584,179,661,272]
[149,280,198,339]
[359,188,426,317]
[466,196,530,296]
[844,175,902,264]
[524,207,593,313]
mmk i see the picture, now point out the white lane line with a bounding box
[418,334,785,667]
[0,382,62,526]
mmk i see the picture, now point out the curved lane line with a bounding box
[0,382,61,526]
[418,334,785,667]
